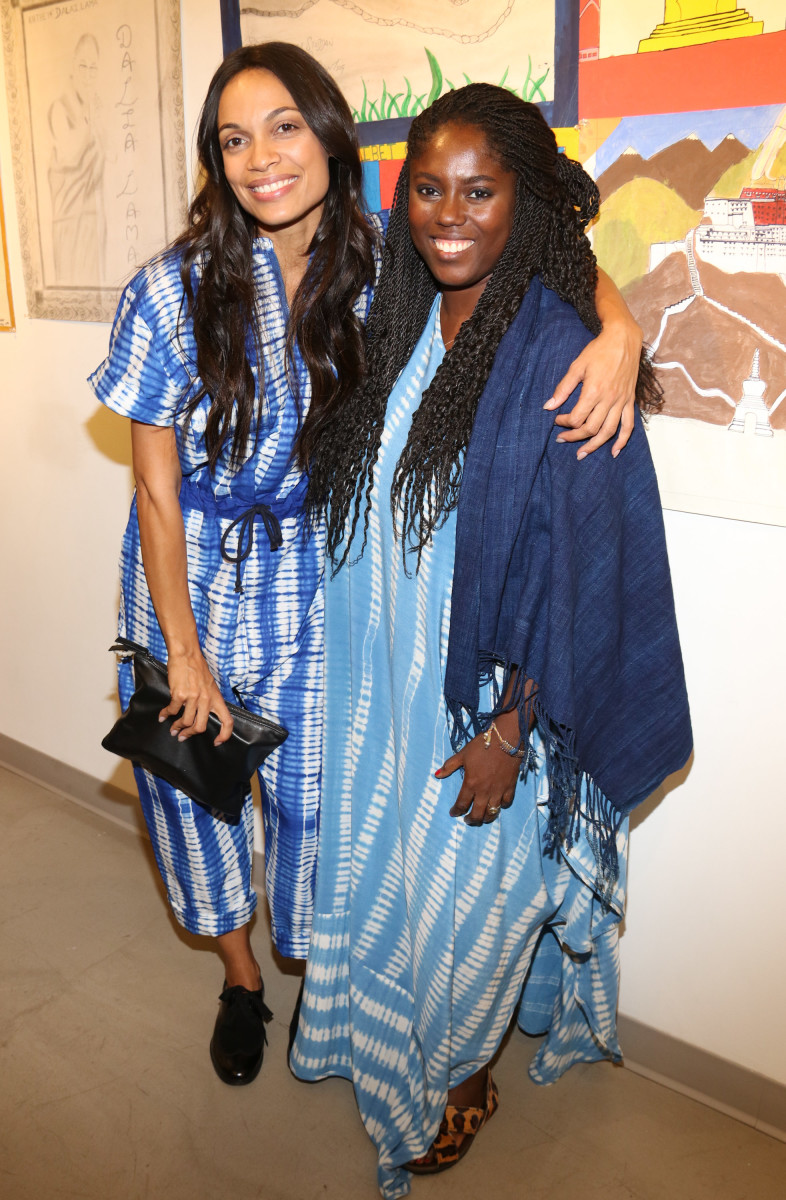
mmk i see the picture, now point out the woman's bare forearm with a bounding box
[130,420,232,740]
[545,268,642,456]
[131,421,199,656]
[594,267,642,342]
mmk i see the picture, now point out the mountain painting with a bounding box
[584,105,786,525]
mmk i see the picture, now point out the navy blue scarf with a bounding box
[444,278,692,886]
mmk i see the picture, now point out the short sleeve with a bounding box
[88,277,186,427]
[368,209,390,237]
[362,210,390,304]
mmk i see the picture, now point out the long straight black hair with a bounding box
[173,42,377,472]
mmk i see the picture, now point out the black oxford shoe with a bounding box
[209,981,273,1085]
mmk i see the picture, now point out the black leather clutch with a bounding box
[102,638,288,822]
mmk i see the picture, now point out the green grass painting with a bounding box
[351,46,550,123]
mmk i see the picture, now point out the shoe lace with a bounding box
[218,984,274,1025]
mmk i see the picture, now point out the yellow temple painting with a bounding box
[596,0,785,60]
[638,2,764,52]
[585,1,785,118]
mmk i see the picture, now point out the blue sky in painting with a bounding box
[594,105,784,172]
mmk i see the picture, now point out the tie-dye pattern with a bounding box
[90,237,377,956]
[290,299,628,1197]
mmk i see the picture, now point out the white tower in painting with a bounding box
[728,350,773,436]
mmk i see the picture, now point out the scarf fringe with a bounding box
[446,656,622,899]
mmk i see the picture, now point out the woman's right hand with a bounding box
[161,648,234,745]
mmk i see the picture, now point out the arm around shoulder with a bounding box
[545,268,642,459]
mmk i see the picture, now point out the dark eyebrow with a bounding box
[412,170,498,184]
[218,107,300,134]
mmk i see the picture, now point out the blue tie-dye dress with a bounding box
[290,297,628,1199]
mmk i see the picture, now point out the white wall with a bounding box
[620,509,786,1083]
[0,1,223,796]
[1,1,784,1086]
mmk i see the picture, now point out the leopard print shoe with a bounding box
[406,1070,499,1175]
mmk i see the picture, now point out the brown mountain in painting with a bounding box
[701,261,786,348]
[597,148,648,202]
[625,252,786,429]
[597,134,750,209]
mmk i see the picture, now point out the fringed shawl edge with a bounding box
[445,654,623,902]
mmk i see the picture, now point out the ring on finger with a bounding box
[487,805,501,816]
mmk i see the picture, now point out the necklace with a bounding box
[439,299,461,351]
[439,310,464,351]
[440,309,457,350]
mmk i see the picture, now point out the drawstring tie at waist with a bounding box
[179,475,308,595]
[220,504,282,593]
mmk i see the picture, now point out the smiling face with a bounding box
[218,68,330,245]
[408,122,516,308]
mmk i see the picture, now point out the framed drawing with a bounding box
[0,166,14,331]
[1,0,187,322]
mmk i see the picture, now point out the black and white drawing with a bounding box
[1,0,186,321]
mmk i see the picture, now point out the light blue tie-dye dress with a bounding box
[291,297,629,1199]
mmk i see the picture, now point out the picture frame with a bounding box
[1,0,187,322]
[0,165,14,331]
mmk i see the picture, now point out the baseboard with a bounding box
[1,732,784,1142]
[0,732,268,884]
[0,731,143,833]
[617,1015,786,1143]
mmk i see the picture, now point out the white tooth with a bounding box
[434,239,473,254]
[251,178,296,195]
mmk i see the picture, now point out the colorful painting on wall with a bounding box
[1,0,187,322]
[230,2,581,213]
[220,0,786,524]
[238,2,556,123]
[0,167,14,331]
[580,1,786,118]
[584,103,786,524]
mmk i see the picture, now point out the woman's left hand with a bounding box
[544,267,642,459]
[436,711,522,825]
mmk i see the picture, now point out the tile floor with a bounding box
[2,765,785,1200]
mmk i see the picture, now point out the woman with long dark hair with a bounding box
[90,43,376,1086]
[91,44,643,1089]
[291,85,691,1197]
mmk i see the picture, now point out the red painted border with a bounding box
[379,159,405,209]
[579,30,786,119]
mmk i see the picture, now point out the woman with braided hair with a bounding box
[290,84,691,1197]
